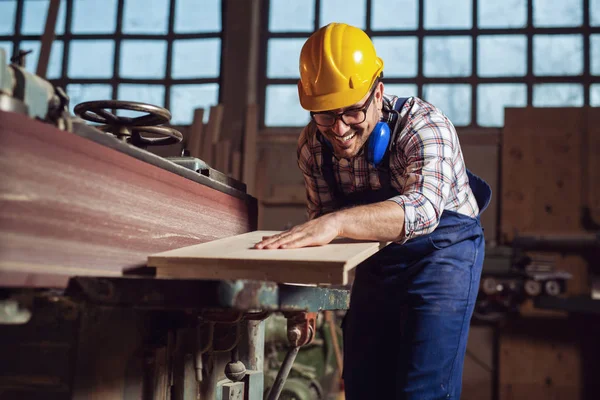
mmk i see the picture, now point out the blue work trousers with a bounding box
[342,172,490,399]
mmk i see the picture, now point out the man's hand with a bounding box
[254,214,341,249]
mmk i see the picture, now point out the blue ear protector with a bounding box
[367,121,391,166]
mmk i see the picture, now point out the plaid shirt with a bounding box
[297,95,479,243]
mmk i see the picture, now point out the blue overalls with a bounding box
[319,104,492,399]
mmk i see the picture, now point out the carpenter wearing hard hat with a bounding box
[256,23,492,400]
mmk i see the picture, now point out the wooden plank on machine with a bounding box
[215,139,231,174]
[201,105,224,166]
[149,230,389,285]
[186,108,204,159]
[231,150,242,180]
[242,104,258,196]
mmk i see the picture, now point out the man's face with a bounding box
[315,82,384,160]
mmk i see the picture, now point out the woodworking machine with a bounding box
[0,47,350,400]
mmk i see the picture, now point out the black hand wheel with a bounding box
[74,100,183,147]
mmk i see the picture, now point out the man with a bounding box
[256,22,491,399]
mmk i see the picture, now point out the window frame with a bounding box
[0,0,224,122]
[259,0,600,131]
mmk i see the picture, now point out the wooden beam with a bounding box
[219,0,262,150]
[36,0,60,78]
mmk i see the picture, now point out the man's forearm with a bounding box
[329,200,405,242]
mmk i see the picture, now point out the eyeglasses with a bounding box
[310,88,377,128]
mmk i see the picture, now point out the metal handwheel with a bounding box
[74,100,183,147]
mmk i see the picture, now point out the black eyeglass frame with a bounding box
[310,85,378,128]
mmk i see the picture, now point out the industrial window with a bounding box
[0,0,223,125]
[261,0,600,129]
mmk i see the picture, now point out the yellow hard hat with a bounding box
[298,23,384,112]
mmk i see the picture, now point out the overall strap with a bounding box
[319,96,410,205]
[377,96,409,188]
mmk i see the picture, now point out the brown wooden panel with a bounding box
[501,108,585,242]
[462,326,494,400]
[498,108,600,400]
[585,109,600,226]
[499,320,582,400]
[0,111,257,288]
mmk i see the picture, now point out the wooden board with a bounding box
[501,107,585,242]
[149,231,389,284]
[498,108,600,400]
[499,319,582,400]
[186,108,204,159]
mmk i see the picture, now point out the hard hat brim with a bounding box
[297,63,383,112]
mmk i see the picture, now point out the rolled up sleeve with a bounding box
[387,111,456,242]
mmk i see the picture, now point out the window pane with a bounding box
[372,37,417,77]
[16,40,39,72]
[425,0,472,29]
[320,0,366,29]
[422,84,471,126]
[67,84,113,114]
[120,40,167,79]
[478,0,526,28]
[372,0,418,30]
[22,0,67,35]
[533,35,583,76]
[123,0,169,34]
[172,38,221,78]
[533,0,582,27]
[267,39,303,79]
[117,84,166,118]
[424,36,471,77]
[592,35,600,75]
[477,84,527,127]
[69,40,115,78]
[46,41,64,79]
[72,0,117,34]
[265,85,309,127]
[533,84,584,107]
[591,84,600,106]
[593,0,600,26]
[0,42,13,61]
[478,35,526,77]
[20,40,63,79]
[269,0,314,32]
[383,84,418,98]
[175,0,221,33]
[0,1,17,35]
[170,84,219,124]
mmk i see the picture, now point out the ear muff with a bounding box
[367,121,390,166]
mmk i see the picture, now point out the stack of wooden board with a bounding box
[148,231,389,285]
